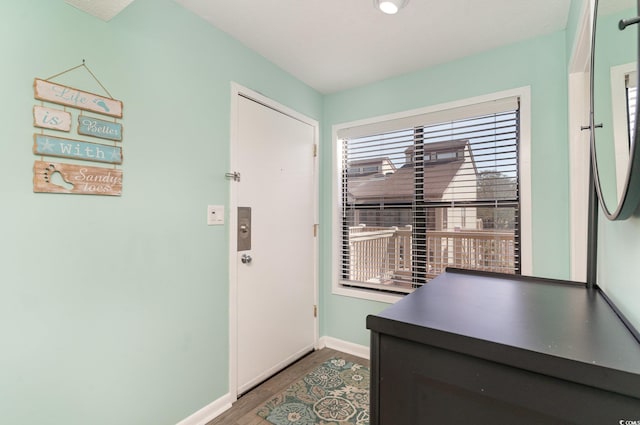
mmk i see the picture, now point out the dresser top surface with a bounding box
[369,270,640,376]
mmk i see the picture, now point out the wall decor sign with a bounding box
[33,106,71,132]
[32,61,124,196]
[33,134,123,164]
[34,78,123,118]
[77,116,122,141]
[33,160,123,196]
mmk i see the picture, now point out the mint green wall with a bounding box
[598,215,640,329]
[594,4,640,330]
[0,1,321,424]
[320,31,570,345]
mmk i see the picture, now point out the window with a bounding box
[626,72,636,145]
[333,89,531,301]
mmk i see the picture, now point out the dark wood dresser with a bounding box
[366,269,640,424]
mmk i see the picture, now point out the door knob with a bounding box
[241,254,252,264]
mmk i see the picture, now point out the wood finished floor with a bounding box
[207,348,369,425]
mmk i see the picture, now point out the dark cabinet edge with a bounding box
[367,315,640,400]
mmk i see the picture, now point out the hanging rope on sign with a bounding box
[44,59,115,99]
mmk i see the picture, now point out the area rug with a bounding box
[256,358,370,425]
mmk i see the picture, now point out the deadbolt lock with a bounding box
[237,207,251,251]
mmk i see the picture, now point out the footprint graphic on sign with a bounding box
[43,164,74,191]
[93,98,110,113]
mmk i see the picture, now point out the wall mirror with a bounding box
[591,0,640,220]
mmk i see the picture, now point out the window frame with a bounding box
[331,87,532,303]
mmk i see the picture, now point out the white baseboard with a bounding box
[319,336,370,360]
[176,393,234,425]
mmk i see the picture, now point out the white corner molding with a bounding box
[175,393,233,425]
[567,0,592,283]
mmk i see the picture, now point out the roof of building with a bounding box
[348,139,473,203]
[348,161,465,203]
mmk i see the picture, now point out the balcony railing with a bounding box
[347,225,515,289]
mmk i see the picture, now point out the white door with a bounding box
[233,92,317,395]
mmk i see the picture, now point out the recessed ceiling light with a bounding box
[374,0,409,15]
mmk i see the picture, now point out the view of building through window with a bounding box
[340,107,520,293]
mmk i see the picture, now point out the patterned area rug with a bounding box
[256,358,370,425]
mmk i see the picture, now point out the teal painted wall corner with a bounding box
[0,1,321,424]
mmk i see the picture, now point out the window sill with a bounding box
[332,280,404,304]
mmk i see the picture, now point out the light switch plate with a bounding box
[207,205,224,225]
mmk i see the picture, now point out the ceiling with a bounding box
[175,0,572,94]
[67,0,573,94]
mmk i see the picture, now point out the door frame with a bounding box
[228,82,319,400]
[568,0,592,283]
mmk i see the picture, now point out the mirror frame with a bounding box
[590,0,640,220]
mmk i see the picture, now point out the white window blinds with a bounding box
[627,71,637,144]
[339,97,520,293]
